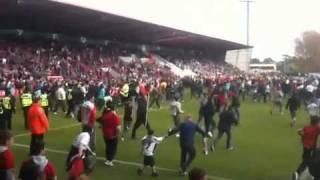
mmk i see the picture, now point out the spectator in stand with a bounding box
[0,130,15,180]
[97,101,121,167]
[28,90,49,155]
[19,141,57,180]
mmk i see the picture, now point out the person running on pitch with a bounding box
[202,95,215,138]
[131,92,151,139]
[286,93,300,127]
[307,99,319,117]
[168,115,208,176]
[271,88,284,115]
[211,106,238,151]
[137,129,165,177]
[309,127,320,180]
[292,116,320,180]
[170,95,184,137]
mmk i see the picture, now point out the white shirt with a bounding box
[306,85,315,93]
[170,100,183,116]
[266,85,271,93]
[307,103,319,116]
[141,136,164,156]
[56,87,66,100]
[72,132,90,151]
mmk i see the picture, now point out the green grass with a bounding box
[11,94,309,180]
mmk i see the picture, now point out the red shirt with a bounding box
[0,149,14,170]
[218,94,227,106]
[303,125,320,149]
[99,111,121,139]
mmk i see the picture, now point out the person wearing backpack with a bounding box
[19,141,57,180]
[292,116,320,180]
[66,127,95,173]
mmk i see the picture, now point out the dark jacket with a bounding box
[169,120,206,147]
[202,99,214,118]
[286,95,300,111]
[218,110,237,130]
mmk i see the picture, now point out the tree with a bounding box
[263,57,275,64]
[294,31,320,72]
[250,58,260,64]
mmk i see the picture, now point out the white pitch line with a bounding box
[14,123,81,137]
[14,143,231,180]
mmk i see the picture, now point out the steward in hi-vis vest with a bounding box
[20,89,32,129]
[1,90,16,130]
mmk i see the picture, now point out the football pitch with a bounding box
[11,94,310,180]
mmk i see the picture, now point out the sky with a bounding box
[54,0,320,61]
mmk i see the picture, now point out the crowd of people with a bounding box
[0,39,320,180]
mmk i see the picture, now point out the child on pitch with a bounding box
[137,129,166,177]
[0,130,15,180]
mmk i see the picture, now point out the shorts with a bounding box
[144,155,155,167]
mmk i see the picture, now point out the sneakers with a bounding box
[104,160,114,167]
[175,134,180,138]
[227,147,234,151]
[291,172,298,180]
[208,132,213,138]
